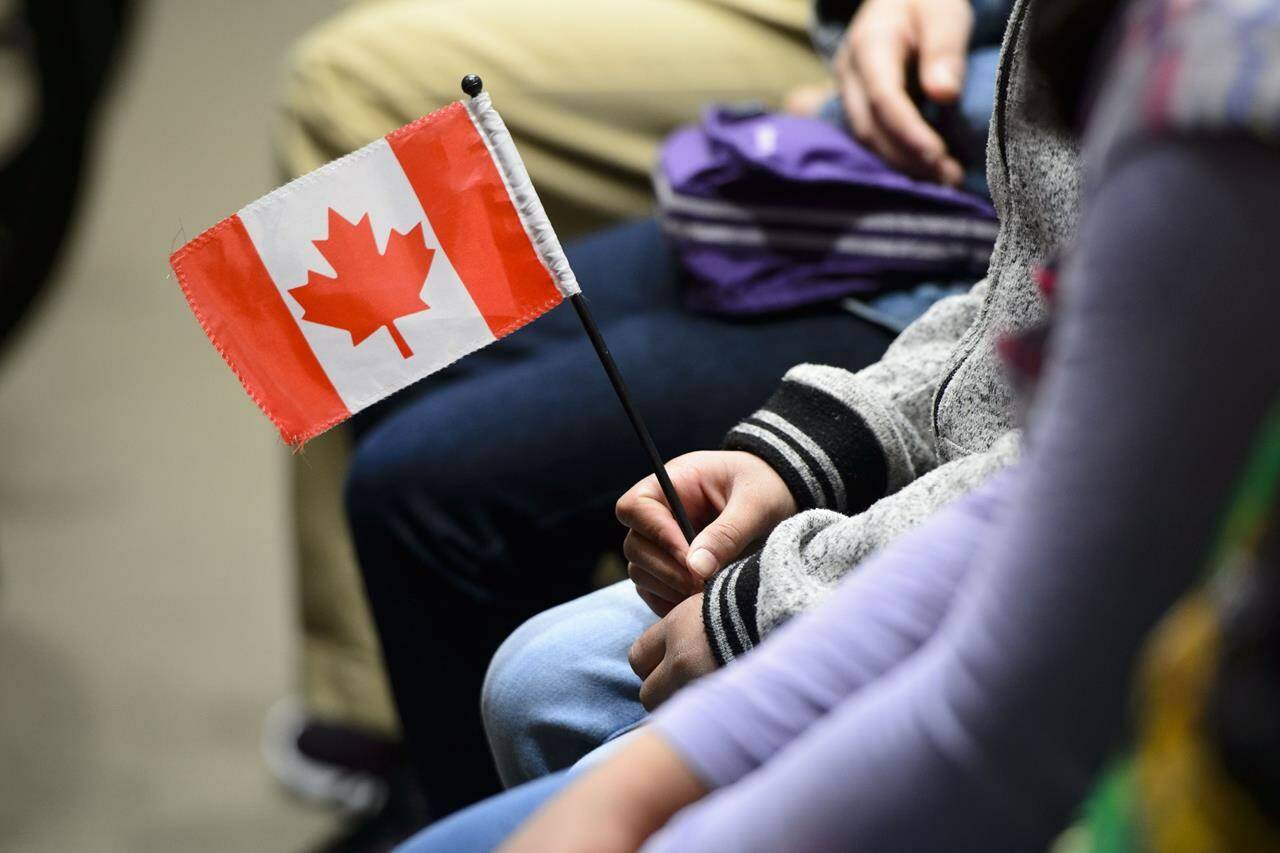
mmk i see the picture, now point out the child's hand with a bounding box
[616,451,796,615]
[629,593,717,710]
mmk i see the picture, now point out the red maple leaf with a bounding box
[289,208,434,358]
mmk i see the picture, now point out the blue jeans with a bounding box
[483,580,654,785]
[396,770,575,853]
[346,218,894,814]
[396,734,641,851]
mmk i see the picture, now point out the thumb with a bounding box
[617,476,691,561]
[685,491,762,581]
[916,1,970,103]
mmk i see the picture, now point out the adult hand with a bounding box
[628,594,717,710]
[783,81,837,117]
[616,450,796,616]
[837,0,973,184]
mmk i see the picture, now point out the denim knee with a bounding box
[481,582,656,787]
[481,610,568,786]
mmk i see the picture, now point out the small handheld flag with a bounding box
[171,74,694,542]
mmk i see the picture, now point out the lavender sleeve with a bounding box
[653,469,1013,788]
[646,135,1280,851]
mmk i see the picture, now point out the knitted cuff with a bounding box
[702,553,763,666]
[724,377,887,513]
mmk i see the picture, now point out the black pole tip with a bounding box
[461,74,484,98]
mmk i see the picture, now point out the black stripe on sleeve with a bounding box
[702,571,734,668]
[715,562,748,661]
[742,415,837,509]
[727,378,889,514]
[723,424,824,513]
[731,552,762,648]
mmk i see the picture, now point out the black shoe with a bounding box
[263,698,402,814]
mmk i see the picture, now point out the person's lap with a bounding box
[346,219,894,811]
[278,0,822,233]
[401,466,1032,852]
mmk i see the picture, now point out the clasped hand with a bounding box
[615,450,796,708]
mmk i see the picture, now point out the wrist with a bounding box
[729,450,799,521]
[724,366,889,514]
[702,554,762,665]
[600,732,709,838]
[500,733,701,853]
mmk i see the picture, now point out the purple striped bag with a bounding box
[657,106,998,316]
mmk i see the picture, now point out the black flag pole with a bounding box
[567,293,697,544]
[461,74,696,545]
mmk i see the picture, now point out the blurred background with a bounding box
[0,0,348,849]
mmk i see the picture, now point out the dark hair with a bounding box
[1028,0,1125,127]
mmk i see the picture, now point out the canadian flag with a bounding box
[171,94,579,445]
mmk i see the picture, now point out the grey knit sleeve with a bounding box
[723,282,986,515]
[706,428,1017,663]
[710,283,995,663]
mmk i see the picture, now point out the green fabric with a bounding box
[1211,405,1280,559]
[1079,764,1139,853]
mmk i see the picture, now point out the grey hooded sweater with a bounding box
[706,0,1081,662]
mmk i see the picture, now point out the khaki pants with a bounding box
[278,0,825,738]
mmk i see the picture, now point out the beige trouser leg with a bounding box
[278,0,825,738]
[292,429,400,735]
[277,0,824,237]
